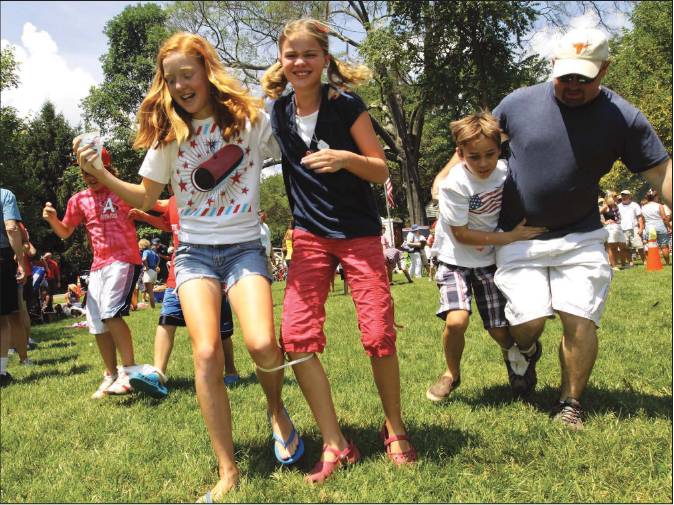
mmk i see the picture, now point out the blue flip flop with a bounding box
[268,407,304,465]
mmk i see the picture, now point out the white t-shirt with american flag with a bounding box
[139,113,280,245]
[432,159,507,268]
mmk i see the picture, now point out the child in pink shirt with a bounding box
[43,147,144,399]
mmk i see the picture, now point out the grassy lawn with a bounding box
[1,268,671,503]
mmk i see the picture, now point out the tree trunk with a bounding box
[402,150,425,225]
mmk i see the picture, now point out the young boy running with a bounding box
[427,112,546,401]
[127,196,240,398]
[43,147,144,399]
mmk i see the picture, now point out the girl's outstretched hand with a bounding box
[300,149,352,174]
[72,137,104,176]
[510,219,547,241]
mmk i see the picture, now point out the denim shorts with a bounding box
[173,240,271,295]
[159,287,233,339]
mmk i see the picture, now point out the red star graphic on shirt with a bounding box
[231,172,242,184]
[187,199,193,207]
[248,161,253,167]
[183,162,189,169]
[230,199,235,204]
[207,197,214,206]
[179,181,188,192]
[245,146,250,155]
[241,187,249,195]
[236,137,243,144]
[178,149,184,158]
[190,140,197,148]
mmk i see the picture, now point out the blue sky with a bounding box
[1,1,150,125]
[1,1,631,128]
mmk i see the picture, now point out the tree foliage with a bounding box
[600,0,672,198]
[167,0,545,225]
[81,3,171,183]
[0,45,20,91]
[259,173,291,246]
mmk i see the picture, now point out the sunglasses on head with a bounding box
[558,73,597,84]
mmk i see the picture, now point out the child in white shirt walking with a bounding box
[427,112,546,402]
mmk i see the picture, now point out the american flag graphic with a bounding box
[385,178,395,208]
[468,186,503,214]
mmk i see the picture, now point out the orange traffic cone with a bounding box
[645,228,663,271]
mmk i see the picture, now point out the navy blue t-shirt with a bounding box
[270,84,381,239]
[493,82,669,239]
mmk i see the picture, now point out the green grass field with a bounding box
[1,268,672,503]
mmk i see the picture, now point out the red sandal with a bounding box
[380,424,417,465]
[305,439,361,483]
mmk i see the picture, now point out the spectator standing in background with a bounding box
[617,190,645,267]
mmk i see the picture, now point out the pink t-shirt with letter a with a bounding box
[62,187,141,271]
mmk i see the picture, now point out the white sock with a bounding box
[520,343,537,356]
[121,364,142,376]
[0,357,8,374]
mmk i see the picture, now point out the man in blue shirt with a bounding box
[1,188,27,387]
[434,28,671,428]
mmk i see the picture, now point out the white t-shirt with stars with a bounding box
[432,159,507,268]
[139,113,280,245]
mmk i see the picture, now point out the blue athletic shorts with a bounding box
[158,287,233,339]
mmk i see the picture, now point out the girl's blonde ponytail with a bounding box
[261,61,288,100]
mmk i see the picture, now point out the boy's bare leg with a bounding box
[94,331,117,375]
[154,324,176,374]
[221,338,238,377]
[104,317,135,367]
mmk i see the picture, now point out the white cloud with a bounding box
[1,22,98,126]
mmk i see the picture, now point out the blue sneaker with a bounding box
[224,374,240,387]
[129,371,168,399]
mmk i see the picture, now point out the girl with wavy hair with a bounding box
[74,32,303,502]
[262,18,416,484]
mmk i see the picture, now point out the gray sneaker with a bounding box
[552,398,583,430]
[426,374,461,402]
[505,341,542,397]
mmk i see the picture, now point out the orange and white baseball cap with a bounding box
[552,28,609,79]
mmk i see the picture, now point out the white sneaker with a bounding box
[7,348,16,356]
[19,358,34,366]
[92,373,117,399]
[106,371,133,395]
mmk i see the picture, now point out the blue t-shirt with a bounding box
[0,188,22,249]
[142,249,159,269]
[270,84,381,239]
[493,82,669,239]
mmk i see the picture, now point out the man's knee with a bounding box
[510,317,547,341]
[559,312,597,340]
